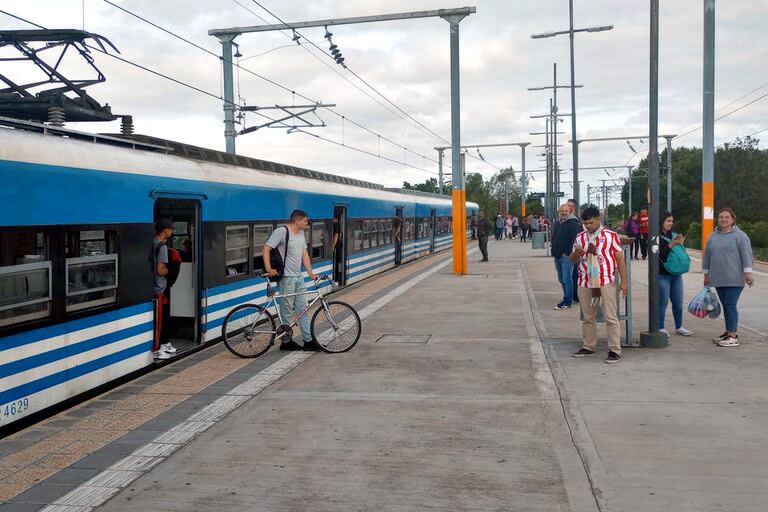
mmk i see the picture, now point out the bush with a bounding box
[740,221,768,248]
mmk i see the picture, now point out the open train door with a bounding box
[332,205,348,288]
[153,198,202,355]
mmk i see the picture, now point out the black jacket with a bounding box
[477,219,490,238]
[551,216,581,258]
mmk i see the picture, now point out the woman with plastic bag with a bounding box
[703,207,755,347]
[658,212,693,337]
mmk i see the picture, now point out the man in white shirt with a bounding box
[264,209,318,351]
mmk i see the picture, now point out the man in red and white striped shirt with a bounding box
[569,207,628,364]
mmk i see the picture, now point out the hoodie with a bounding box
[702,226,754,287]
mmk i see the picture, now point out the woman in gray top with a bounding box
[703,208,755,347]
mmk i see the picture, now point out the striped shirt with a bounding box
[575,226,623,288]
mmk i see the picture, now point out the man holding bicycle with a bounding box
[263,209,318,351]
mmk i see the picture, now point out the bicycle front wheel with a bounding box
[222,304,276,358]
[311,300,362,353]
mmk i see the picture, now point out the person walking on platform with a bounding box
[551,204,581,310]
[623,212,642,260]
[704,207,755,347]
[571,207,628,364]
[470,212,478,240]
[639,207,650,260]
[505,214,514,239]
[567,199,580,303]
[520,216,530,242]
[476,211,490,262]
[495,214,505,240]
[264,209,319,351]
[658,212,693,337]
[531,214,540,233]
[512,215,519,238]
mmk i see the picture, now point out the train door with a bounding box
[394,207,403,266]
[154,198,201,355]
[429,209,436,253]
[332,205,347,289]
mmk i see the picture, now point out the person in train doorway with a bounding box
[639,207,650,260]
[332,217,343,284]
[152,218,177,360]
[551,203,581,310]
[570,206,628,364]
[566,198,580,304]
[393,212,403,265]
[477,211,490,262]
[264,209,319,351]
[470,212,478,240]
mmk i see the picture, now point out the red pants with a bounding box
[154,292,169,351]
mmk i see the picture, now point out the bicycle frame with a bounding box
[263,278,332,332]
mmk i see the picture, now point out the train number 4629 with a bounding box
[3,398,30,417]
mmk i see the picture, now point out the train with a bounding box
[0,116,478,429]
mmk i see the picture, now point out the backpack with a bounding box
[661,233,691,276]
[149,242,182,289]
[268,226,290,283]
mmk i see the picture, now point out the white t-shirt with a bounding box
[266,226,306,277]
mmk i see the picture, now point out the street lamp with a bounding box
[531,2,614,210]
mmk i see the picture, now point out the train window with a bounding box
[384,220,392,244]
[362,220,371,250]
[405,219,414,241]
[0,230,52,327]
[65,229,119,313]
[376,220,384,246]
[225,225,249,276]
[303,227,311,254]
[311,222,325,260]
[253,224,274,272]
[370,219,378,248]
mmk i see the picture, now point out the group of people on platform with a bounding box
[473,200,756,364]
[471,212,549,244]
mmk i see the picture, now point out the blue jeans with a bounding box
[658,273,683,330]
[278,275,312,343]
[715,286,744,333]
[554,256,575,306]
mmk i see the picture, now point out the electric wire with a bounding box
[0,9,438,177]
[97,0,446,170]
[675,90,768,141]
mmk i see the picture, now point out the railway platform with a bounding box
[2,239,768,512]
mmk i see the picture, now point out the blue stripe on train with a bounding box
[0,341,153,406]
[0,302,154,352]
[0,322,153,379]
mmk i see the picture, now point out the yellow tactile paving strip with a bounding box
[0,247,459,503]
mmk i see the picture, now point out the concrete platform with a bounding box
[3,238,767,511]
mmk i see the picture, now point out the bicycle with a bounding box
[221,273,362,358]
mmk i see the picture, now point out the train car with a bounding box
[0,117,478,429]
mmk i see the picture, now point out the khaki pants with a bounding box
[578,283,621,355]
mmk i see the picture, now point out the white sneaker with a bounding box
[160,342,177,354]
[716,336,739,347]
[676,327,693,336]
[712,332,729,343]
[659,328,669,336]
[153,349,171,360]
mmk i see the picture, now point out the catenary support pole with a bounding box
[446,15,467,274]
[702,0,715,248]
[665,136,673,212]
[569,0,579,209]
[520,143,529,217]
[641,0,666,347]
[220,36,237,154]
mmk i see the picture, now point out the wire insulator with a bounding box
[47,107,65,127]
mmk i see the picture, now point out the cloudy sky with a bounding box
[2,0,767,203]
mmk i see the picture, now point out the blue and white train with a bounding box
[0,117,478,430]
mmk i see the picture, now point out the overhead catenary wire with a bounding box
[97,0,446,171]
[675,90,768,142]
[0,9,439,178]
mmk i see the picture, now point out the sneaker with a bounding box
[301,340,319,352]
[160,342,177,354]
[659,328,669,336]
[716,336,739,347]
[676,327,693,337]
[605,351,621,364]
[279,340,303,351]
[572,348,595,358]
[712,332,728,343]
[572,298,579,304]
[153,349,171,360]
[553,302,572,310]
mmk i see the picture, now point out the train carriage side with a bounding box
[0,127,476,429]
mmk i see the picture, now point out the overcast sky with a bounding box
[3,0,767,203]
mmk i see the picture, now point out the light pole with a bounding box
[702,0,715,249]
[531,7,613,210]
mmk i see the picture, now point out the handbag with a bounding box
[661,233,691,275]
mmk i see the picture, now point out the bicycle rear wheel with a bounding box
[222,304,276,358]
[310,300,362,353]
